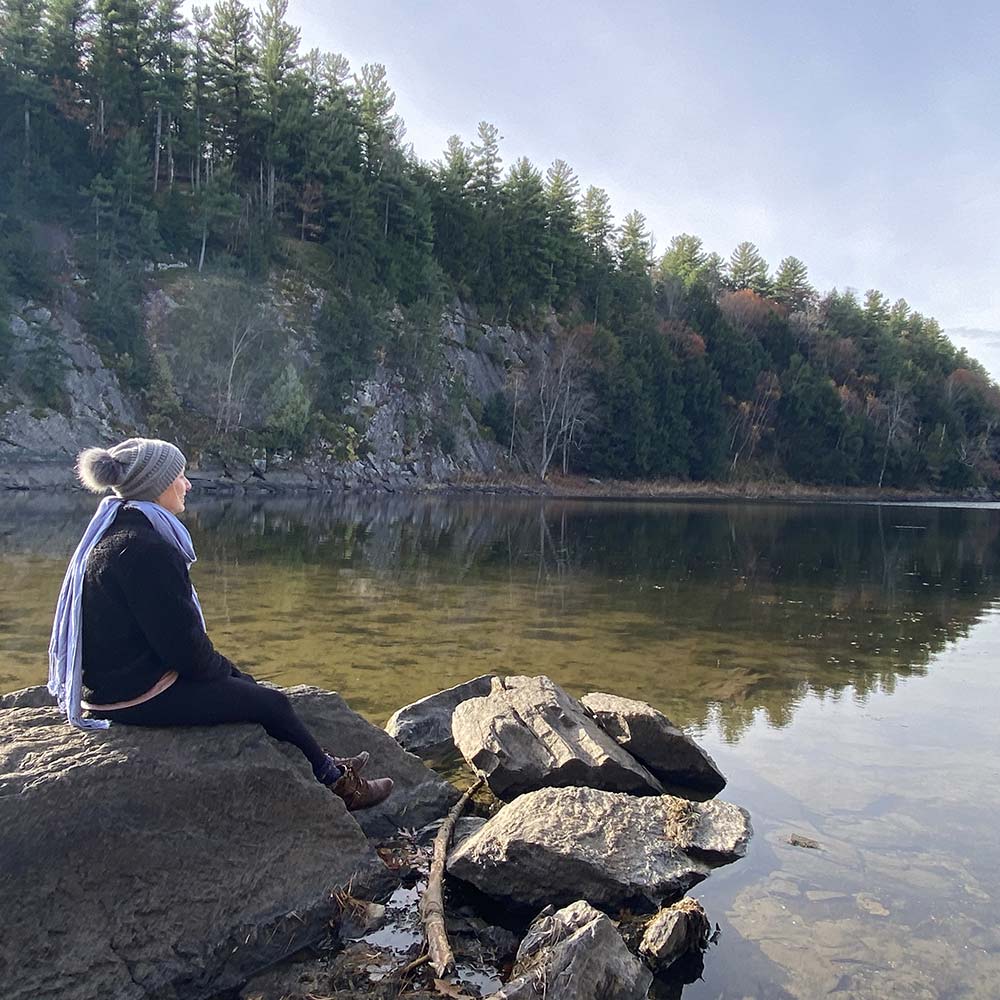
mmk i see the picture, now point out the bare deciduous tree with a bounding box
[515,329,593,480]
[874,386,913,488]
[164,279,282,438]
[728,371,781,471]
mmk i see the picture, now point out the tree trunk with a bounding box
[23,100,30,170]
[300,209,306,241]
[509,376,519,462]
[878,428,891,488]
[420,779,483,978]
[199,222,208,273]
[167,117,175,188]
[153,104,162,192]
[268,163,275,217]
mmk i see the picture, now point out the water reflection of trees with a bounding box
[191,496,1000,733]
[3,493,1000,735]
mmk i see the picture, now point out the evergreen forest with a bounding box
[2,0,998,489]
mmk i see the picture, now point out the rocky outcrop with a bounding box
[447,785,751,911]
[581,691,727,795]
[451,675,664,800]
[0,293,143,490]
[2,237,516,494]
[0,684,457,1000]
[489,900,652,1000]
[385,673,496,753]
[639,898,711,972]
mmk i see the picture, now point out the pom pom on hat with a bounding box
[77,447,128,493]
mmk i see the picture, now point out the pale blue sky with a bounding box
[221,2,1000,367]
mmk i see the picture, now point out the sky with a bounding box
[220,1,1000,373]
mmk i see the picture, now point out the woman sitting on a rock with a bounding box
[48,436,393,812]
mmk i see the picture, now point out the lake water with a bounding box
[2,492,999,999]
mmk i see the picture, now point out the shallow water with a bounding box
[2,492,999,999]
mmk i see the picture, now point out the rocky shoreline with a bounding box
[3,464,994,505]
[0,675,751,1000]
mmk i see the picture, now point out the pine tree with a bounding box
[0,0,45,169]
[699,252,726,294]
[659,233,706,285]
[579,185,614,262]
[147,0,186,192]
[255,0,301,216]
[502,157,549,310]
[355,62,401,180]
[43,0,89,87]
[435,134,472,193]
[89,0,150,140]
[772,255,814,311]
[617,210,653,275]
[207,0,257,169]
[469,120,502,208]
[188,4,211,188]
[727,240,770,295]
[544,158,581,302]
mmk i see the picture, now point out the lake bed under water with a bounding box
[2,493,999,999]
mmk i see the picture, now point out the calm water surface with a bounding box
[2,493,999,999]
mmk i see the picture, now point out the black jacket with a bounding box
[82,507,235,703]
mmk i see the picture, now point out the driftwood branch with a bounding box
[420,778,484,978]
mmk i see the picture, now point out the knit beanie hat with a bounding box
[76,438,186,501]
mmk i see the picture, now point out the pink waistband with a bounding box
[82,670,179,712]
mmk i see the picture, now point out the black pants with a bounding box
[92,672,328,773]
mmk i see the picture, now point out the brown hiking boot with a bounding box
[330,750,370,773]
[330,765,394,811]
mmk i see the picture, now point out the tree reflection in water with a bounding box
[4,493,998,738]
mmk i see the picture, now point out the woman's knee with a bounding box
[249,684,296,724]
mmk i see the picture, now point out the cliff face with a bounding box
[0,233,525,492]
[0,291,143,488]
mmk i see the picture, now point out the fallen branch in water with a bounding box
[420,778,484,978]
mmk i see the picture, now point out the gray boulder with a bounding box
[282,685,460,838]
[448,786,751,911]
[0,684,458,1000]
[639,898,711,972]
[490,900,652,1000]
[385,673,496,753]
[582,692,726,795]
[451,675,663,800]
[0,685,57,709]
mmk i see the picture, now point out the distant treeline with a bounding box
[1,0,998,488]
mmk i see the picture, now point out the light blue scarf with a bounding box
[48,496,205,730]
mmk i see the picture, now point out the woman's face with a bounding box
[156,471,192,515]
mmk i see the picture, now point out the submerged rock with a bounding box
[447,786,751,911]
[582,691,727,795]
[639,898,712,971]
[0,684,457,1000]
[490,900,652,1000]
[451,675,663,800]
[385,673,496,753]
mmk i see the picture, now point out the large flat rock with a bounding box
[447,786,752,911]
[490,900,652,1000]
[0,684,457,1000]
[451,675,663,800]
[385,673,496,753]
[582,691,727,795]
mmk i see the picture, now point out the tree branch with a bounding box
[419,777,484,978]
